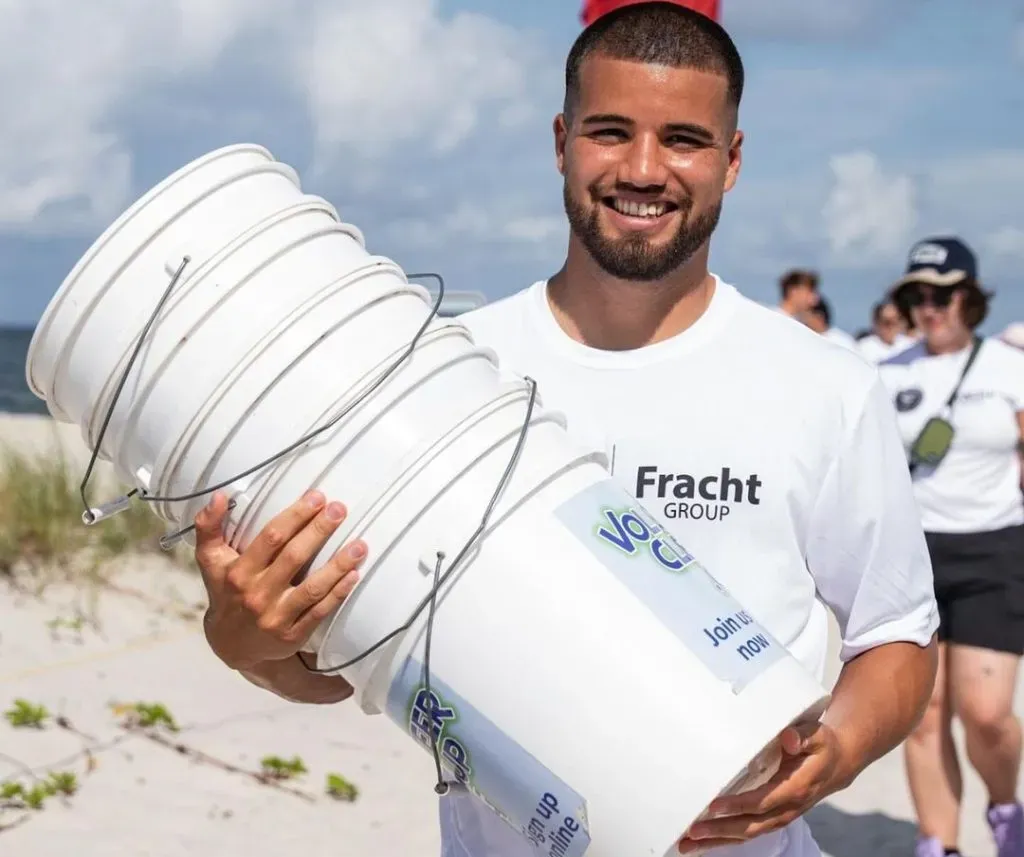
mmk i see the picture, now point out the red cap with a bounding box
[580,0,720,27]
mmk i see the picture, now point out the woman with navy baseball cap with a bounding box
[880,237,1024,857]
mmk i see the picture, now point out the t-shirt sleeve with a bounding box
[1001,345,1024,412]
[805,373,939,662]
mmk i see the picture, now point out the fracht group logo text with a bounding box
[635,465,762,522]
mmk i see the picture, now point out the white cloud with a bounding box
[0,0,281,232]
[781,146,1024,276]
[822,151,917,265]
[299,1,538,167]
[0,0,542,233]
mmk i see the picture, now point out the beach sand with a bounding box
[0,414,1016,856]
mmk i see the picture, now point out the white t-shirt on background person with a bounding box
[822,326,860,352]
[858,333,913,365]
[434,276,938,857]
[878,337,1024,534]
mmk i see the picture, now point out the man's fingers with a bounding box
[681,809,796,845]
[263,501,349,587]
[193,492,237,572]
[679,816,794,854]
[289,561,363,643]
[241,490,327,570]
[284,538,367,620]
[781,720,821,755]
[705,752,809,818]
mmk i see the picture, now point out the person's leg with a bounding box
[945,552,1024,857]
[905,642,963,854]
[949,643,1021,805]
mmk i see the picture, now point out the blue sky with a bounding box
[2,0,1021,335]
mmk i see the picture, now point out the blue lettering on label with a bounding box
[408,688,472,786]
[595,505,696,572]
[558,479,787,693]
[701,611,773,663]
[386,659,591,857]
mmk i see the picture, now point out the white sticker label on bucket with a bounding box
[386,658,591,857]
[555,479,784,693]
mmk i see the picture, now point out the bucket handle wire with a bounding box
[297,376,537,795]
[79,256,445,537]
[74,250,540,798]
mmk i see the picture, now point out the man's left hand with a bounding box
[677,721,844,854]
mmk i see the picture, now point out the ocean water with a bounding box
[0,327,50,415]
[0,297,479,418]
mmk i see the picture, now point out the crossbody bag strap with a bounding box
[943,336,984,408]
[907,337,984,476]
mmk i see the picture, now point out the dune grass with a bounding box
[0,443,194,582]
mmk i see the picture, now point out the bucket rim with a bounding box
[227,322,492,548]
[311,382,549,670]
[44,160,303,421]
[26,144,279,403]
[151,280,433,521]
[82,196,367,454]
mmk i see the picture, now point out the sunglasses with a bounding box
[902,284,956,309]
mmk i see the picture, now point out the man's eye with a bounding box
[591,129,628,141]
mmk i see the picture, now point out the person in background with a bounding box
[858,298,912,364]
[1001,322,1024,352]
[878,236,1024,857]
[802,295,859,351]
[893,280,923,342]
[775,268,819,318]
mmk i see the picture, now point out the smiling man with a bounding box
[192,5,940,857]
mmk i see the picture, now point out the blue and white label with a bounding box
[386,658,591,857]
[555,479,784,693]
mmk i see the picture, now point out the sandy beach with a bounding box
[0,413,1016,857]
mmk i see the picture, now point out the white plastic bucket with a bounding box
[26,144,831,857]
[222,324,514,552]
[308,390,828,857]
[28,144,307,426]
[86,197,367,465]
[144,257,418,522]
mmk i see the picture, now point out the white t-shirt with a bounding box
[822,327,860,352]
[434,276,937,857]
[858,333,913,365]
[877,337,1024,534]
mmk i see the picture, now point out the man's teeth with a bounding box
[612,199,668,218]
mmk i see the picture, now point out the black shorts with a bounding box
[926,524,1024,655]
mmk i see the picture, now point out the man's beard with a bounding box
[563,182,722,282]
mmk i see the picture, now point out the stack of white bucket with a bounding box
[26,144,830,857]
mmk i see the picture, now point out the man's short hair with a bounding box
[809,296,832,327]
[871,300,891,325]
[564,2,744,121]
[779,269,818,298]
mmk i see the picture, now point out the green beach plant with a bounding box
[0,443,193,581]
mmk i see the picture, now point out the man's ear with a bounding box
[554,113,569,176]
[724,129,743,193]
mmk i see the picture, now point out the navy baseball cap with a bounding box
[895,236,977,288]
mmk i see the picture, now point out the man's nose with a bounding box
[618,134,669,188]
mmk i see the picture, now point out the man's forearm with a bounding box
[823,634,938,790]
[239,654,354,705]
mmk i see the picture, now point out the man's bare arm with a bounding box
[824,634,939,789]
[239,655,354,705]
